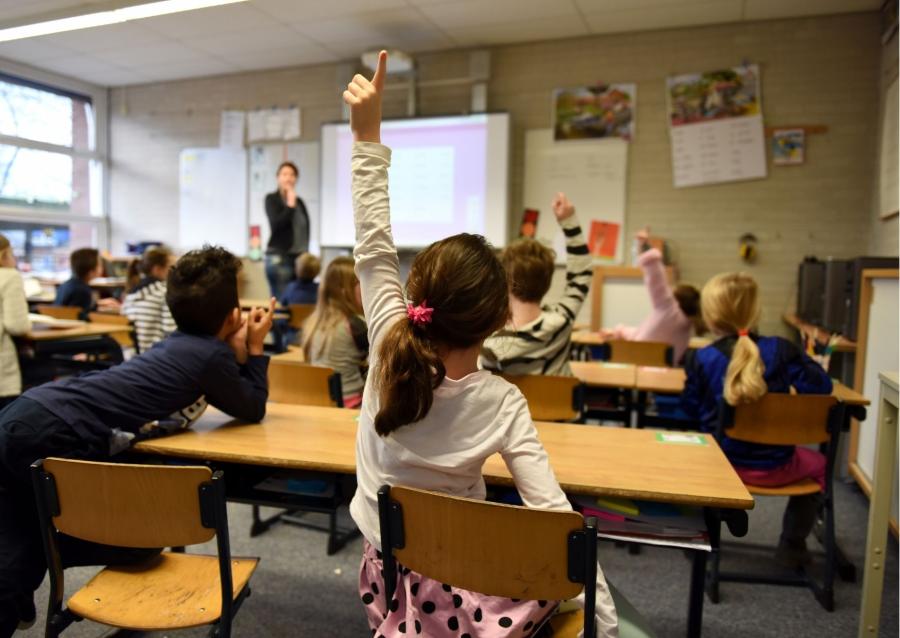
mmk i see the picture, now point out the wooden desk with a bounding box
[570,361,636,388]
[571,331,711,351]
[135,403,753,511]
[89,277,126,290]
[22,322,132,342]
[782,313,857,353]
[858,372,898,637]
[271,346,306,364]
[135,402,751,637]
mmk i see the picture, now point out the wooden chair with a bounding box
[267,361,343,407]
[87,312,137,353]
[378,485,600,638]
[37,305,81,321]
[287,303,316,330]
[31,458,257,638]
[255,361,353,552]
[708,394,852,611]
[501,374,585,422]
[592,340,673,367]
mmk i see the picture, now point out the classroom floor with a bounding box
[21,479,898,638]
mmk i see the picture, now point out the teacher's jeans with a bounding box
[265,252,296,300]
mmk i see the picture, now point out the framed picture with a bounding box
[553,85,636,141]
[772,128,805,165]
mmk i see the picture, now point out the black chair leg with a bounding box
[249,504,282,537]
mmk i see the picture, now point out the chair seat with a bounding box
[67,551,258,630]
[747,478,821,497]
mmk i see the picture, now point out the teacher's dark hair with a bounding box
[277,161,299,177]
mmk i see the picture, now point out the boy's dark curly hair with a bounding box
[166,245,242,336]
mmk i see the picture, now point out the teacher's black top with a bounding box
[265,191,309,255]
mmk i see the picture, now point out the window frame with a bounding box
[0,58,108,248]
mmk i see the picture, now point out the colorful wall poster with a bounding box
[666,64,767,188]
[772,128,805,165]
[588,220,620,259]
[553,84,636,141]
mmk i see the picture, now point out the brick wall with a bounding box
[109,12,882,335]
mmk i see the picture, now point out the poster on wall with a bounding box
[553,84,636,141]
[772,128,805,165]
[587,221,620,259]
[247,107,301,142]
[666,64,767,188]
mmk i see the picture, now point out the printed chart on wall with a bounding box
[248,142,320,256]
[666,64,767,188]
[524,129,628,264]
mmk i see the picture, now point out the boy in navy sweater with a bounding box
[0,246,275,636]
[54,248,119,319]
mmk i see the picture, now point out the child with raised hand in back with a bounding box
[601,228,704,365]
[343,51,617,638]
[0,233,30,411]
[122,245,177,352]
[0,246,274,637]
[681,272,832,567]
[480,192,592,376]
[302,256,368,408]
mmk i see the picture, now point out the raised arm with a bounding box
[636,247,675,312]
[547,193,592,323]
[345,51,406,347]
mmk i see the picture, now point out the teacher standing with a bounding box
[265,160,310,299]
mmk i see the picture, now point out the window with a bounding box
[0,68,106,273]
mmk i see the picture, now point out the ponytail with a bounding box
[125,258,141,291]
[723,332,767,405]
[374,319,446,436]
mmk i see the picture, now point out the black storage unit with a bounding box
[797,258,826,325]
[821,259,852,335]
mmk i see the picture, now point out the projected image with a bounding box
[320,114,509,248]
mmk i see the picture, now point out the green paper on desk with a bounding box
[655,432,707,445]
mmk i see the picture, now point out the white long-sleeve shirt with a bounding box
[0,268,31,396]
[347,141,617,637]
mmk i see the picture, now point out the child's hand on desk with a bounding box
[343,50,387,144]
[551,192,575,223]
[247,297,276,356]
[227,318,249,365]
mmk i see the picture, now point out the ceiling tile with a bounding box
[141,2,279,38]
[38,22,165,53]
[33,54,125,77]
[419,0,581,28]
[0,37,76,62]
[252,0,408,22]
[133,57,236,81]
[76,67,151,87]
[584,0,742,33]
[102,41,212,67]
[576,0,701,12]
[743,0,881,20]
[443,14,589,47]
[225,44,338,70]
[190,24,304,55]
[0,0,107,24]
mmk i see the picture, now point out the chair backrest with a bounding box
[381,486,588,601]
[34,458,216,548]
[598,340,673,367]
[37,304,81,320]
[501,374,583,421]
[288,304,316,330]
[721,394,840,446]
[268,361,342,407]
[87,312,135,349]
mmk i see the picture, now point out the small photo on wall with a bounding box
[772,128,805,165]
[588,220,621,259]
[553,84,636,141]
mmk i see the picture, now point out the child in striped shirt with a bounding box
[481,194,592,376]
[122,246,176,352]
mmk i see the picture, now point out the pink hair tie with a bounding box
[407,300,433,327]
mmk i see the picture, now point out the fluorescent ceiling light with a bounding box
[0,0,249,43]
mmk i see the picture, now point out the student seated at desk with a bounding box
[0,246,274,637]
[280,252,320,306]
[601,228,704,365]
[122,245,177,352]
[681,272,832,568]
[302,256,368,408]
[54,248,120,319]
[0,233,30,411]
[480,192,592,376]
[343,53,617,638]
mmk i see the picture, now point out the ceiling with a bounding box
[0,0,881,87]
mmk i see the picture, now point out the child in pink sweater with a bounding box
[604,231,704,364]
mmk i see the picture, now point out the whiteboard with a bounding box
[601,277,655,329]
[523,129,628,264]
[178,147,247,255]
[248,141,320,255]
[879,78,898,218]
[857,277,899,484]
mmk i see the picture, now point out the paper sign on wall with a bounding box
[247,107,301,142]
[667,64,767,188]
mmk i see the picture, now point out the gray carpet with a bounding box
[19,480,898,638]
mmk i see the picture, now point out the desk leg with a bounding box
[858,390,898,637]
[687,549,706,638]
